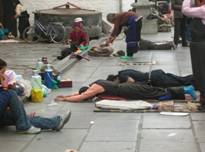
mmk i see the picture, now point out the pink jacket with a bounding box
[182,0,205,24]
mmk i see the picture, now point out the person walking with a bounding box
[171,0,188,46]
[182,0,205,109]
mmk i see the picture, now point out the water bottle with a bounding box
[31,70,43,102]
[44,64,54,89]
[35,58,43,73]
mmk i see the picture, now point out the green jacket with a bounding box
[171,0,183,18]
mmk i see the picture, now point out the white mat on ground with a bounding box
[95,100,153,110]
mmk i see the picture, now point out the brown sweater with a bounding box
[111,12,138,37]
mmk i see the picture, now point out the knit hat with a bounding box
[74,17,83,23]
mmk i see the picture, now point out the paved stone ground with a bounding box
[0,32,205,152]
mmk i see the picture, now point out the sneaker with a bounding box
[55,109,71,131]
[184,85,197,100]
[17,126,41,134]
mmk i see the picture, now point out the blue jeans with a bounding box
[0,89,60,131]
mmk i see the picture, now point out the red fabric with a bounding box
[97,95,125,100]
[69,30,88,46]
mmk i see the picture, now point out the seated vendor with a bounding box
[55,79,196,102]
[57,18,89,60]
[0,58,71,134]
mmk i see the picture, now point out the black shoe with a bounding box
[57,56,64,60]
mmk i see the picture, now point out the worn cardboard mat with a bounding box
[94,100,200,113]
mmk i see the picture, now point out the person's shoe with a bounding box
[17,126,41,134]
[55,109,71,131]
[170,41,177,50]
[184,85,197,100]
[117,50,125,56]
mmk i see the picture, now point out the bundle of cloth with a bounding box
[88,44,114,57]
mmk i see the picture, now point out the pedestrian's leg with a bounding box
[29,116,61,130]
[181,16,188,46]
[174,18,180,46]
[7,90,31,131]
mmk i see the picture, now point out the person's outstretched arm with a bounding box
[182,0,205,19]
[55,84,105,102]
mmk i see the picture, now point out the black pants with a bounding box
[151,70,194,88]
[190,42,205,97]
[18,11,30,39]
[174,17,187,46]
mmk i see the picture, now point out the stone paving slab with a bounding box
[191,113,205,121]
[23,129,87,152]
[193,121,205,142]
[199,143,205,152]
[86,119,139,142]
[140,140,198,152]
[80,142,136,152]
[141,129,195,142]
[0,140,29,152]
[142,113,191,129]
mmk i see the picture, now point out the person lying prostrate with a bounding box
[55,79,197,102]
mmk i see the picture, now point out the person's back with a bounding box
[118,69,148,83]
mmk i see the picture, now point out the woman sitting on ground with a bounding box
[0,58,71,134]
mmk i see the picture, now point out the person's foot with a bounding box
[17,126,41,134]
[170,41,177,50]
[55,109,71,131]
[184,85,197,100]
[57,56,64,60]
[182,42,189,47]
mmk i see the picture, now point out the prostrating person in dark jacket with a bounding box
[55,79,196,102]
[106,69,194,88]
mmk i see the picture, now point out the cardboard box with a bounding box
[59,79,72,88]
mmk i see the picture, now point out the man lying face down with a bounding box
[55,79,196,102]
[106,69,194,88]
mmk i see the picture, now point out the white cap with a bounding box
[74,17,83,22]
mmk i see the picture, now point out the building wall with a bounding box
[21,0,134,19]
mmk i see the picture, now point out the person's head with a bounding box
[106,13,116,24]
[106,74,118,82]
[0,58,7,75]
[79,86,89,94]
[73,23,82,32]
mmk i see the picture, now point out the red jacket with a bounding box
[69,30,89,46]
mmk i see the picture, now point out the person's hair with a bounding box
[106,74,118,81]
[0,58,7,70]
[106,13,116,23]
[79,86,89,94]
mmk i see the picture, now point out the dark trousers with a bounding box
[190,42,205,97]
[0,89,60,131]
[18,11,30,39]
[174,17,187,46]
[139,39,173,50]
[151,70,194,88]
